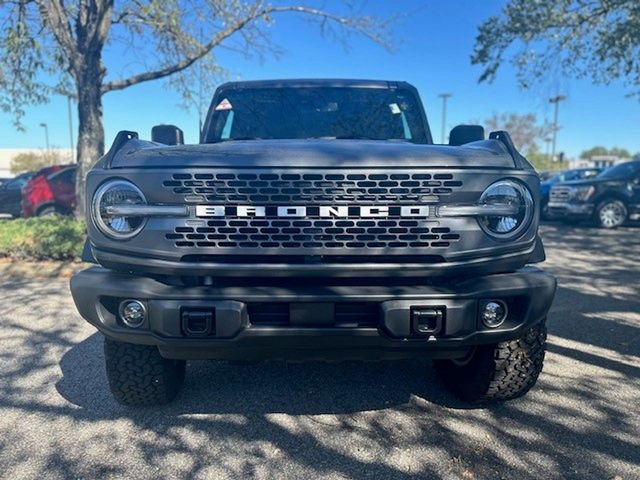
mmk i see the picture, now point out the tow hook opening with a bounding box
[411,306,445,336]
[181,309,215,337]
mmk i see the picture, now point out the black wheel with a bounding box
[104,337,185,406]
[595,199,627,229]
[37,206,61,217]
[434,321,547,403]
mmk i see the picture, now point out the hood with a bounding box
[540,181,553,195]
[540,178,558,188]
[107,138,517,169]
[559,177,627,188]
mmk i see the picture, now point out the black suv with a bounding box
[0,172,35,218]
[70,79,556,406]
[548,160,640,228]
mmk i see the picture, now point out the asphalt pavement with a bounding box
[0,224,638,479]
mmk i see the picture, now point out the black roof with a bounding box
[217,78,415,90]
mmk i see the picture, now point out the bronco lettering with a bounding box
[194,205,432,218]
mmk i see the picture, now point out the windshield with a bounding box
[549,172,567,183]
[598,161,640,179]
[205,86,429,144]
[4,173,33,190]
[550,169,599,183]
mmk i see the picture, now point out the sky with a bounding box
[1,0,639,159]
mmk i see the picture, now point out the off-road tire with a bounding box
[434,321,547,403]
[595,199,627,229]
[104,337,186,406]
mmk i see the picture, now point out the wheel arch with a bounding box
[593,190,630,208]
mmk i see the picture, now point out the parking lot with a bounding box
[0,223,638,479]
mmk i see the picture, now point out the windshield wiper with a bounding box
[216,136,263,142]
[334,135,408,142]
[334,135,378,140]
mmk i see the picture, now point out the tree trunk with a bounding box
[75,61,105,218]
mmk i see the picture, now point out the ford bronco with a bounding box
[70,79,556,406]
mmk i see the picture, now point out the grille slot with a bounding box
[163,172,463,204]
[550,186,571,202]
[179,255,445,264]
[247,302,380,327]
[247,303,289,326]
[335,303,379,327]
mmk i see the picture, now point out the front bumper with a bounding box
[547,201,594,219]
[70,267,556,361]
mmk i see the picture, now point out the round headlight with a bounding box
[92,180,147,240]
[478,180,533,239]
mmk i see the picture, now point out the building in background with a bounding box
[568,154,630,170]
[0,148,73,178]
[0,150,17,178]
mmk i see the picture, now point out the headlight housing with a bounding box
[478,179,533,239]
[92,180,147,240]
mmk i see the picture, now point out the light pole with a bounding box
[438,93,452,144]
[549,95,566,162]
[198,27,204,140]
[39,122,50,155]
[544,137,552,165]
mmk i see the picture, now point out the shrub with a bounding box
[10,150,68,174]
[0,217,85,261]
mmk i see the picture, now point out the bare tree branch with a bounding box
[1,0,396,214]
[472,0,640,96]
[102,4,390,93]
[34,0,77,64]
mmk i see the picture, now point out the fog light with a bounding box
[119,300,146,328]
[481,301,507,328]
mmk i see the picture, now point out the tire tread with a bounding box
[104,338,185,406]
[435,321,547,403]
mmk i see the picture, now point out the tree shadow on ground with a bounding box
[57,332,454,415]
[51,249,640,478]
[0,224,638,479]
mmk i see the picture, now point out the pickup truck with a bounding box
[548,160,640,228]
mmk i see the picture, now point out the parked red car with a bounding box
[21,164,77,217]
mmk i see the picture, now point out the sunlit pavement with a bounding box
[0,224,638,479]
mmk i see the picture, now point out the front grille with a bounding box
[150,168,474,256]
[550,186,571,202]
[163,172,463,204]
[166,218,461,250]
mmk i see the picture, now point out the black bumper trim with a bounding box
[70,267,556,360]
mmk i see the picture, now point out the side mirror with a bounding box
[151,124,184,145]
[449,125,485,146]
